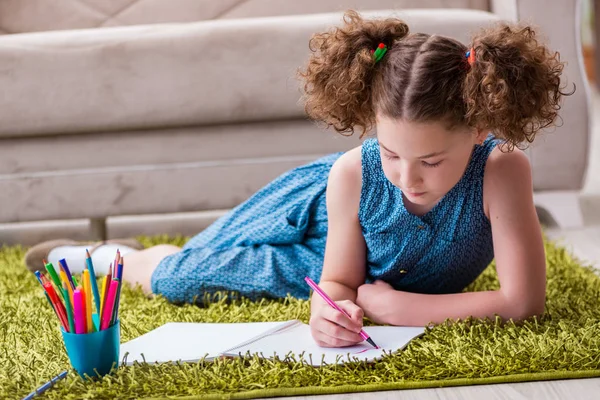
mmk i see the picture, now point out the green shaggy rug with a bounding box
[2,235,600,400]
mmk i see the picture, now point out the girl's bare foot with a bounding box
[122,244,181,294]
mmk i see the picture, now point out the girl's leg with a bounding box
[122,244,181,294]
[151,236,326,304]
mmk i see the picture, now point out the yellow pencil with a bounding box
[59,270,73,308]
[99,275,108,317]
[82,270,94,332]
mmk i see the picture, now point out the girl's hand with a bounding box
[309,300,365,347]
[356,280,395,324]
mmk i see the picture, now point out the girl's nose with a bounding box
[400,163,422,189]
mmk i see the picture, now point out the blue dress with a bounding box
[151,135,499,303]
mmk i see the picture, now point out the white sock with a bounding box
[47,243,138,276]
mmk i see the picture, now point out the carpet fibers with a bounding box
[2,234,600,399]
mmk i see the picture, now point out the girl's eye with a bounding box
[422,160,442,168]
[383,154,442,167]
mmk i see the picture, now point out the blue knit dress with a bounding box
[151,135,499,303]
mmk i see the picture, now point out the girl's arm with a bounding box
[358,147,547,326]
[313,147,367,304]
[309,147,370,347]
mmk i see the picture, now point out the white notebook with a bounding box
[120,320,425,366]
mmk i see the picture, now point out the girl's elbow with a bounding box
[518,303,545,321]
[511,297,545,321]
[501,284,545,321]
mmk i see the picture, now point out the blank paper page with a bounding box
[120,321,286,365]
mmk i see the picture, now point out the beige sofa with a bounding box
[0,0,591,245]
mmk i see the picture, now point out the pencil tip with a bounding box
[366,337,378,349]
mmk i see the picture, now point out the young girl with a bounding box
[26,11,567,348]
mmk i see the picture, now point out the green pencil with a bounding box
[62,283,75,333]
[85,249,102,317]
[44,262,62,292]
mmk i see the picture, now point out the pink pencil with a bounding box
[73,289,85,334]
[304,276,378,349]
[100,280,119,330]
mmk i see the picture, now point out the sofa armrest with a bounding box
[493,0,591,191]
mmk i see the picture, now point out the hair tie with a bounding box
[465,48,476,66]
[372,43,388,63]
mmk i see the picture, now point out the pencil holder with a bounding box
[61,320,120,379]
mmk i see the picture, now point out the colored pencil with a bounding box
[59,270,73,309]
[113,249,120,279]
[82,270,94,332]
[99,265,110,317]
[85,249,102,318]
[22,370,68,400]
[111,257,124,325]
[58,259,75,290]
[73,289,85,334]
[81,285,89,333]
[305,276,378,349]
[34,271,54,311]
[42,282,69,332]
[42,260,62,294]
[62,282,75,334]
[101,280,119,330]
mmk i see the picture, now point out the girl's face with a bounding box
[376,116,485,210]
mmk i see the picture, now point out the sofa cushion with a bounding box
[0,0,489,34]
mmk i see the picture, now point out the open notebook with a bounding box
[120,320,425,366]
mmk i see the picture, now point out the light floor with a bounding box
[286,378,600,400]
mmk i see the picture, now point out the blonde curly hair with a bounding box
[298,10,570,150]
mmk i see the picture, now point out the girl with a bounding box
[26,11,567,348]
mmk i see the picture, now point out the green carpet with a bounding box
[2,234,600,400]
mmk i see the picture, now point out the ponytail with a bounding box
[464,24,570,150]
[298,10,409,137]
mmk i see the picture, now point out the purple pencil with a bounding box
[59,259,76,290]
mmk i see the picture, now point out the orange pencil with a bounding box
[100,263,112,316]
[59,270,73,308]
[113,250,120,279]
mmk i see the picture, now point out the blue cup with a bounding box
[61,320,120,379]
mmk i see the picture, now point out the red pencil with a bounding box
[100,280,119,330]
[43,282,69,331]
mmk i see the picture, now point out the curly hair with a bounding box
[298,10,570,150]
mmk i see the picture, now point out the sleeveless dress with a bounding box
[151,135,499,303]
